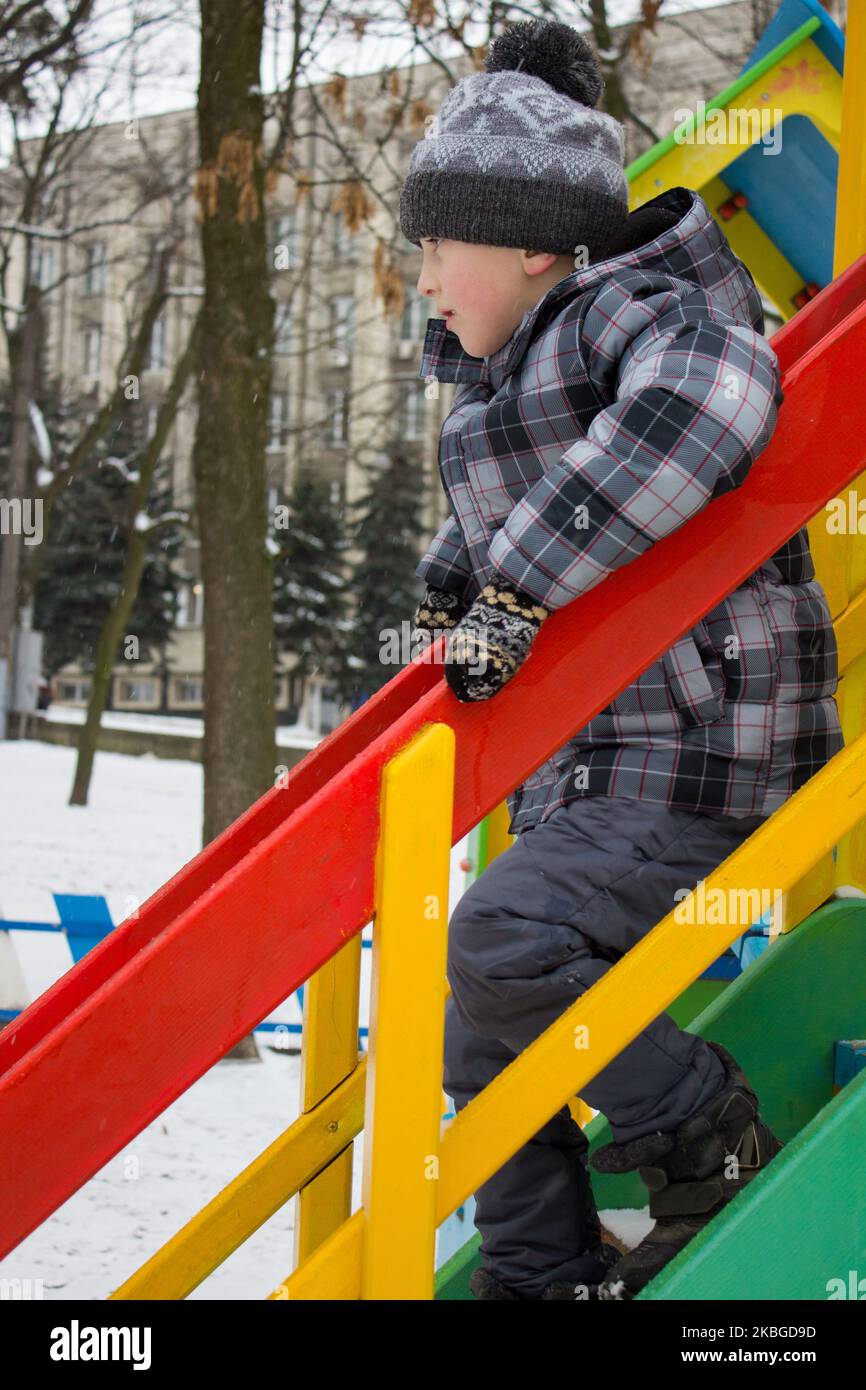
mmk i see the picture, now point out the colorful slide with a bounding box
[629,0,848,318]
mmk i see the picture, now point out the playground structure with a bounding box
[629,0,848,317]
[1,0,866,1298]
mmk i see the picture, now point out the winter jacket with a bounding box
[414,186,843,835]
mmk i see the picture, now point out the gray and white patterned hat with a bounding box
[400,18,629,259]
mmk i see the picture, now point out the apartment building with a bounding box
[4,0,769,734]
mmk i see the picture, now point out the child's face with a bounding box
[416,238,571,359]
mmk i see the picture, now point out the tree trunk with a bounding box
[68,531,151,805]
[194,0,277,1061]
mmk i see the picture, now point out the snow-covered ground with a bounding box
[43,703,323,748]
[0,737,646,1299]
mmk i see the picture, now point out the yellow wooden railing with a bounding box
[270,731,866,1300]
[108,715,866,1301]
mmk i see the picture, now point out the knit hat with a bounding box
[399,18,629,259]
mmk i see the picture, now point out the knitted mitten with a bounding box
[412,586,469,637]
[411,587,470,665]
[444,579,549,702]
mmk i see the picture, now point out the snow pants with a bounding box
[443,794,768,1297]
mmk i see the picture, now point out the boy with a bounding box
[401,19,843,1300]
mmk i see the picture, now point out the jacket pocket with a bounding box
[661,628,725,727]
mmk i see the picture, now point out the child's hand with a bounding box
[412,586,468,636]
[411,586,470,659]
[444,581,549,702]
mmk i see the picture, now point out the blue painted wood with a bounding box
[53,894,115,962]
[834,1039,866,1089]
[743,0,845,76]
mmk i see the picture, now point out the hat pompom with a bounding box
[484,18,603,109]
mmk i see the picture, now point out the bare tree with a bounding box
[0,0,95,107]
[68,299,203,807]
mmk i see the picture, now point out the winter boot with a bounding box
[590,1041,784,1300]
[468,1244,620,1301]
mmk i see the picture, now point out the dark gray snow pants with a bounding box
[443,794,768,1296]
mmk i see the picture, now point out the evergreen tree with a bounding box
[272,469,351,697]
[31,397,183,682]
[345,446,427,703]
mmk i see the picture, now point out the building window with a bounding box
[398,378,425,441]
[270,213,296,270]
[83,242,107,295]
[268,391,291,450]
[331,211,358,264]
[83,326,101,377]
[31,240,55,291]
[274,303,293,355]
[178,579,204,627]
[55,677,91,702]
[400,288,428,342]
[171,675,203,706]
[324,389,349,447]
[328,295,354,361]
[116,676,159,704]
[146,315,167,370]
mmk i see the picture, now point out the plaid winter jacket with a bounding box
[415,186,843,836]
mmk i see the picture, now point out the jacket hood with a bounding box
[417,186,768,389]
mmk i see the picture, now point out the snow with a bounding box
[600,1277,629,1301]
[0,736,642,1298]
[101,456,140,483]
[601,1207,654,1252]
[289,530,324,550]
[43,704,323,749]
[0,737,470,1295]
[282,580,327,603]
[28,401,52,466]
[133,508,189,532]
